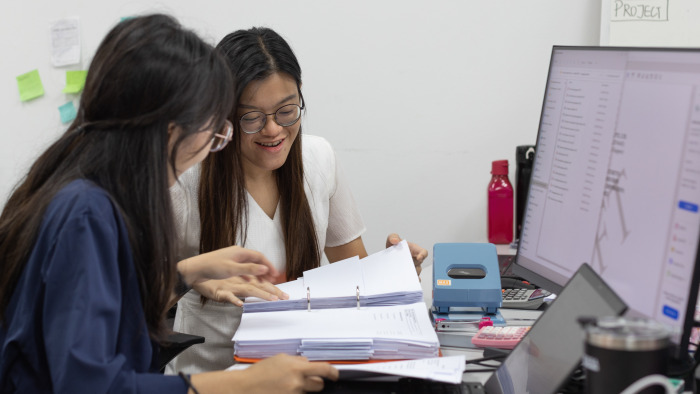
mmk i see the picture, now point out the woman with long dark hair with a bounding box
[168,27,428,374]
[0,15,336,393]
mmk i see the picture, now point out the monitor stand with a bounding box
[670,348,695,392]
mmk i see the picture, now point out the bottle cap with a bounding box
[491,160,509,175]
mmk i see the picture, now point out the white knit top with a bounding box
[166,134,366,374]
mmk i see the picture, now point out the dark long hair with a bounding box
[0,14,234,339]
[200,27,320,281]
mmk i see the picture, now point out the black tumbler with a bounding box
[582,317,670,394]
[515,145,535,241]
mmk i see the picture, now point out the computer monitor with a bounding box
[512,46,700,362]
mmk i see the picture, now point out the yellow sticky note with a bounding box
[16,69,45,102]
[63,70,88,94]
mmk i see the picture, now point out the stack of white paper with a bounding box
[334,355,467,384]
[233,302,439,361]
[243,240,423,313]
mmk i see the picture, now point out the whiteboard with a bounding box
[0,1,602,297]
[602,0,700,46]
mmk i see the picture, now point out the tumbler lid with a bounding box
[584,317,670,351]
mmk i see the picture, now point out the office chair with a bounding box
[158,332,205,372]
[158,305,205,372]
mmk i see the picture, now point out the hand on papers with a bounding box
[193,275,289,307]
[238,354,338,393]
[197,354,337,393]
[386,234,428,277]
[226,356,465,385]
[178,246,279,289]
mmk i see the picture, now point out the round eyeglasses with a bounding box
[210,120,233,152]
[239,103,304,134]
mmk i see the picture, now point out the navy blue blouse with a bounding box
[0,180,187,393]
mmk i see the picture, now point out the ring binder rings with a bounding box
[305,284,362,312]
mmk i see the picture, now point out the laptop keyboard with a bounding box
[398,378,485,394]
[320,378,485,394]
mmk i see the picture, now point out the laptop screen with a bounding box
[485,263,627,394]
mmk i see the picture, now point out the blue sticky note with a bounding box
[58,102,77,124]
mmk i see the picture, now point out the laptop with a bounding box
[498,254,516,278]
[321,263,628,393]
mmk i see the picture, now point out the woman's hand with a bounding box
[189,354,338,394]
[238,354,338,393]
[193,275,289,307]
[178,246,279,288]
[386,233,428,277]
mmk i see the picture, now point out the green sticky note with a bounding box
[16,69,45,102]
[63,70,88,94]
[58,101,77,124]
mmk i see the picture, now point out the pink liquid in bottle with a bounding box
[488,160,514,244]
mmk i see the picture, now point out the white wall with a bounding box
[0,1,601,291]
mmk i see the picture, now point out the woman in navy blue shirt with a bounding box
[0,14,337,393]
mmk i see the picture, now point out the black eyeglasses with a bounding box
[238,103,304,134]
[210,120,233,152]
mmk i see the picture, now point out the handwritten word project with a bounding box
[611,0,668,21]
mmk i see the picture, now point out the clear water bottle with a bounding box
[488,160,514,244]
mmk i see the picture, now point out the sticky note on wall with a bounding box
[59,102,77,124]
[63,70,87,93]
[16,69,45,101]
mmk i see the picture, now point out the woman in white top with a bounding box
[167,27,428,374]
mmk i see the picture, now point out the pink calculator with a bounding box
[471,326,531,349]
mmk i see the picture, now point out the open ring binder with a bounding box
[242,241,424,314]
[234,241,440,362]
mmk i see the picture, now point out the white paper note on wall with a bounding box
[50,17,80,67]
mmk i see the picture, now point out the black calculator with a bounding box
[501,288,549,309]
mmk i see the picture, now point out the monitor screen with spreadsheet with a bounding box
[512,46,700,360]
